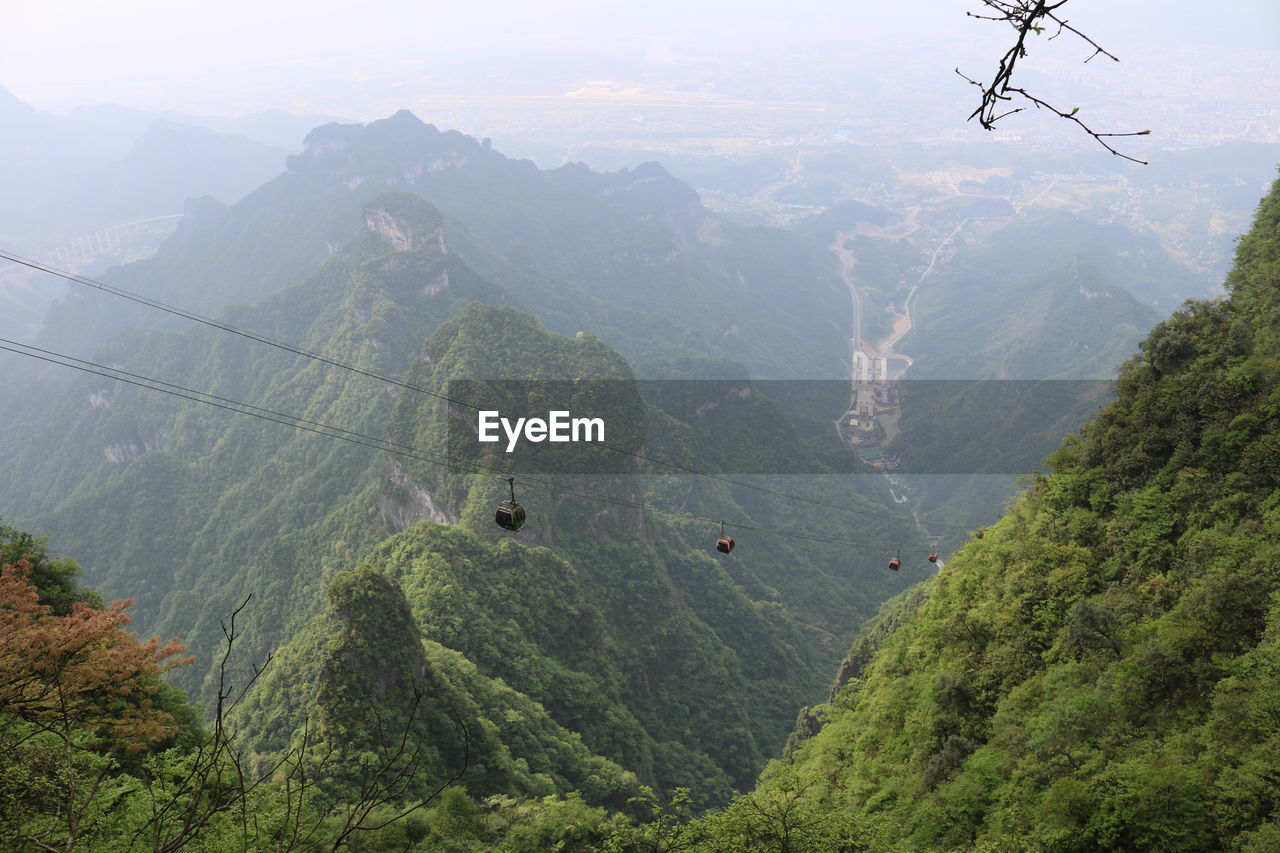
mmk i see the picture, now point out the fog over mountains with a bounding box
[2,4,1279,849]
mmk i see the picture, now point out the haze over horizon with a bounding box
[4,0,1277,139]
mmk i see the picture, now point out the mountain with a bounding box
[66,102,340,150]
[0,88,292,340]
[230,560,640,810]
[0,86,133,205]
[712,175,1280,850]
[0,88,288,242]
[854,212,1174,553]
[905,213,1175,380]
[5,97,1276,848]
[35,111,850,377]
[1,180,925,804]
[53,121,287,232]
[286,111,852,378]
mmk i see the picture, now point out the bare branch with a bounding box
[959,0,1150,163]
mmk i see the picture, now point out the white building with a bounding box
[846,350,893,436]
[852,350,888,384]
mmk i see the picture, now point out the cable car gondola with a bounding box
[888,549,901,571]
[927,536,940,564]
[716,521,735,554]
[495,477,526,531]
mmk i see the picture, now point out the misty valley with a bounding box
[2,4,1280,850]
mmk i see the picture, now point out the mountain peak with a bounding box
[171,195,230,239]
[383,108,425,127]
[754,175,1280,850]
[631,160,672,180]
[291,110,485,182]
[0,85,37,119]
[546,157,702,220]
[362,191,444,252]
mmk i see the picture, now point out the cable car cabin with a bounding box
[888,556,901,571]
[495,477,526,532]
[928,552,939,563]
[495,500,526,532]
[716,536,735,554]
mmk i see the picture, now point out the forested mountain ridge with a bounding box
[241,295,923,800]
[0,86,287,249]
[230,560,641,809]
[722,175,1280,850]
[1,524,641,847]
[1,177,926,806]
[11,108,1269,849]
[2,193,519,742]
[32,110,849,376]
[285,111,853,377]
[2,191,506,525]
[905,213,1171,381]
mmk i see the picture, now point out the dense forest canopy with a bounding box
[707,174,1280,850]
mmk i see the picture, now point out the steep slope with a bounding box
[356,304,925,798]
[0,90,290,342]
[35,162,378,355]
[1,192,511,688]
[284,112,852,377]
[231,562,639,810]
[0,524,641,847]
[873,212,1171,556]
[907,214,1167,381]
[746,176,1280,850]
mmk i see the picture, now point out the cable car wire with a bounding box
[0,248,977,536]
[0,339,913,549]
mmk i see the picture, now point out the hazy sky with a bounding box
[3,0,1278,115]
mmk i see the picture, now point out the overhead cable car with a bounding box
[716,521,735,554]
[927,536,940,564]
[495,477,526,531]
[888,549,901,572]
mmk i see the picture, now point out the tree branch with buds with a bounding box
[956,0,1152,164]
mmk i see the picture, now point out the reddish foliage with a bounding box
[0,557,194,752]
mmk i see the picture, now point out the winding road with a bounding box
[830,231,915,378]
[880,216,971,359]
[830,232,864,352]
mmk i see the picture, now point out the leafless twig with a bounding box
[957,0,1151,163]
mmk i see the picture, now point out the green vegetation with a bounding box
[29,112,852,377]
[2,528,630,850]
[884,211,1176,546]
[699,174,1280,850]
[907,213,1169,380]
[0,137,924,815]
[0,524,103,614]
[233,561,640,810]
[10,112,1276,851]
